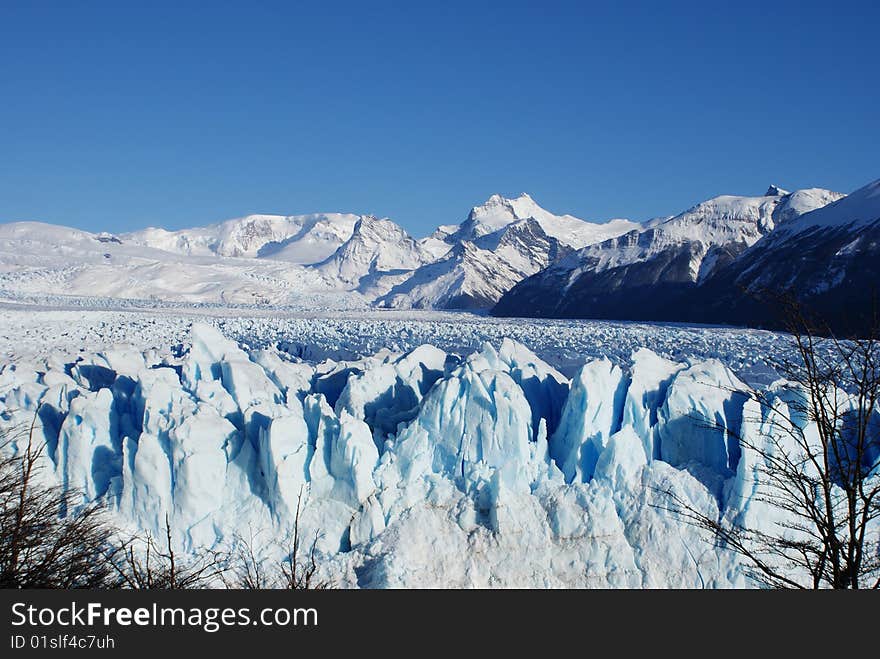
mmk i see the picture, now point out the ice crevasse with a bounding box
[0,323,810,587]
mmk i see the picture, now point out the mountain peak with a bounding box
[776,178,878,236]
[765,185,789,197]
[476,192,536,210]
[352,214,384,230]
[315,214,430,286]
[469,192,546,222]
[455,192,638,250]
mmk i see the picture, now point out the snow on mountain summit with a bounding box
[126,212,359,264]
[450,193,639,249]
[765,184,789,197]
[377,217,573,310]
[0,181,859,316]
[466,192,547,233]
[684,177,880,333]
[314,215,433,287]
[315,194,637,309]
[0,219,350,307]
[772,177,879,236]
[377,240,524,310]
[771,187,846,225]
[493,184,844,320]
[560,190,806,282]
[590,185,846,277]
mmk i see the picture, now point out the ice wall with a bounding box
[0,323,816,587]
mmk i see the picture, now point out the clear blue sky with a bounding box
[1,0,877,236]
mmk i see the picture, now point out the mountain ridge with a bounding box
[493,180,880,335]
[3,180,876,332]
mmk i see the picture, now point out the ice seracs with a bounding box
[2,321,845,587]
[551,357,627,483]
[334,343,448,449]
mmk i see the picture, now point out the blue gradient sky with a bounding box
[1,0,877,236]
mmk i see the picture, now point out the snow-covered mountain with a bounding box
[4,193,612,311]
[474,217,573,273]
[417,224,458,261]
[127,212,359,264]
[690,178,880,333]
[377,218,573,310]
[78,193,629,310]
[370,194,631,310]
[313,215,433,288]
[575,185,843,283]
[0,220,355,307]
[493,185,844,320]
[771,179,880,235]
[376,240,526,310]
[449,192,638,248]
[770,187,845,225]
[3,181,872,327]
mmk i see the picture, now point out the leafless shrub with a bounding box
[658,296,880,588]
[228,488,330,590]
[108,514,229,589]
[0,414,122,588]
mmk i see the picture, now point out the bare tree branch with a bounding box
[656,294,880,588]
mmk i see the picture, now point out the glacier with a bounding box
[0,322,825,587]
